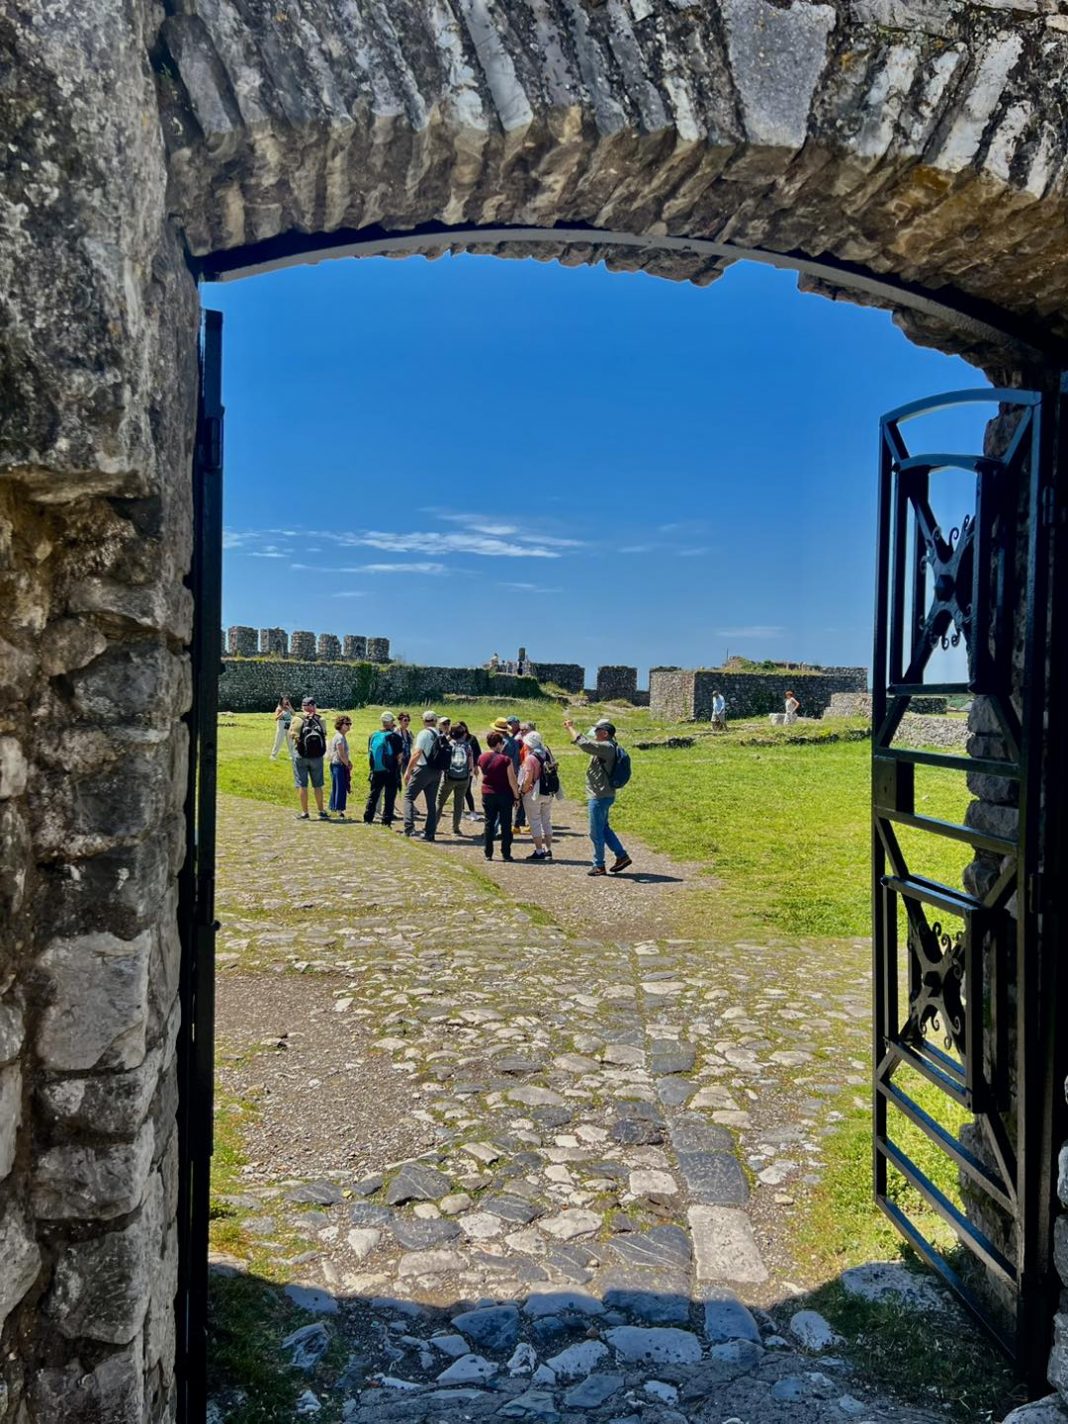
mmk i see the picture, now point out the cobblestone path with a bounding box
[212,794,944,1424]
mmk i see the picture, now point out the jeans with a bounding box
[482,793,514,860]
[364,770,397,824]
[437,775,470,833]
[588,795,626,868]
[404,766,441,839]
[329,762,349,812]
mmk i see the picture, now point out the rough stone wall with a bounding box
[651,669,867,721]
[289,630,316,660]
[226,624,257,657]
[0,0,198,1416]
[317,632,341,661]
[219,660,543,712]
[367,637,391,664]
[649,671,697,723]
[531,663,585,694]
[343,634,367,660]
[825,692,949,717]
[258,626,288,656]
[595,666,639,702]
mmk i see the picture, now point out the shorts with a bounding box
[292,755,324,790]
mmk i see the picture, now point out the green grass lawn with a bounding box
[218,700,970,941]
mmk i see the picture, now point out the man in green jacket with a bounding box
[564,716,632,877]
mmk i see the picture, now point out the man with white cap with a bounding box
[563,716,632,876]
[364,710,404,826]
[402,709,446,840]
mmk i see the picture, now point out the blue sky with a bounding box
[209,252,989,682]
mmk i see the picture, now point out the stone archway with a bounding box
[3,3,1068,1421]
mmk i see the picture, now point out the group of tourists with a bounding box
[271,697,633,875]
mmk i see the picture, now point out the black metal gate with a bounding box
[872,383,1068,1386]
[176,309,224,1423]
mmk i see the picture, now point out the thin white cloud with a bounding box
[715,625,786,639]
[332,591,367,598]
[248,551,287,558]
[498,581,563,593]
[291,561,447,575]
[678,547,709,557]
[227,525,583,562]
[619,544,653,554]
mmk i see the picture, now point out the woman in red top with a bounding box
[478,730,520,862]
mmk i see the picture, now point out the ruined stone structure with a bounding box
[343,634,368,661]
[316,632,341,661]
[531,662,585,695]
[219,659,541,712]
[651,667,867,722]
[224,625,256,657]
[257,626,287,657]
[366,637,391,664]
[6,1,1068,1419]
[595,666,640,703]
[824,691,949,718]
[288,630,317,661]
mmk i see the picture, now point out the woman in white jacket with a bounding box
[519,731,555,861]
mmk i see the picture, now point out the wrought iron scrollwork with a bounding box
[907,917,967,1057]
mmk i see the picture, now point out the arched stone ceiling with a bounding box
[157,0,1068,367]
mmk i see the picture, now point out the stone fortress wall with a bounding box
[650,667,868,722]
[219,660,540,711]
[225,626,392,663]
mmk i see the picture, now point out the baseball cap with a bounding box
[593,718,616,734]
[506,715,520,727]
[301,696,315,707]
[422,710,438,723]
[380,711,396,725]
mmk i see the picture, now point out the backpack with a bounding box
[608,741,632,789]
[368,730,396,774]
[447,741,470,780]
[297,714,326,759]
[539,748,561,796]
[428,731,453,773]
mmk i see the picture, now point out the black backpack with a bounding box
[428,731,453,773]
[539,747,560,796]
[297,714,326,759]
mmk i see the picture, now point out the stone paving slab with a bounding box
[210,795,947,1423]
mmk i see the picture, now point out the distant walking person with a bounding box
[478,730,519,861]
[564,716,632,876]
[784,690,800,725]
[711,690,727,733]
[437,721,475,835]
[270,696,294,759]
[289,696,329,820]
[329,715,352,818]
[364,711,403,825]
[519,731,555,861]
[403,710,447,841]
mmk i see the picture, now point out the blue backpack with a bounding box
[368,730,396,773]
[608,742,632,789]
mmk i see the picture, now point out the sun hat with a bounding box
[492,717,512,734]
[422,709,438,723]
[380,711,396,725]
[523,731,544,749]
